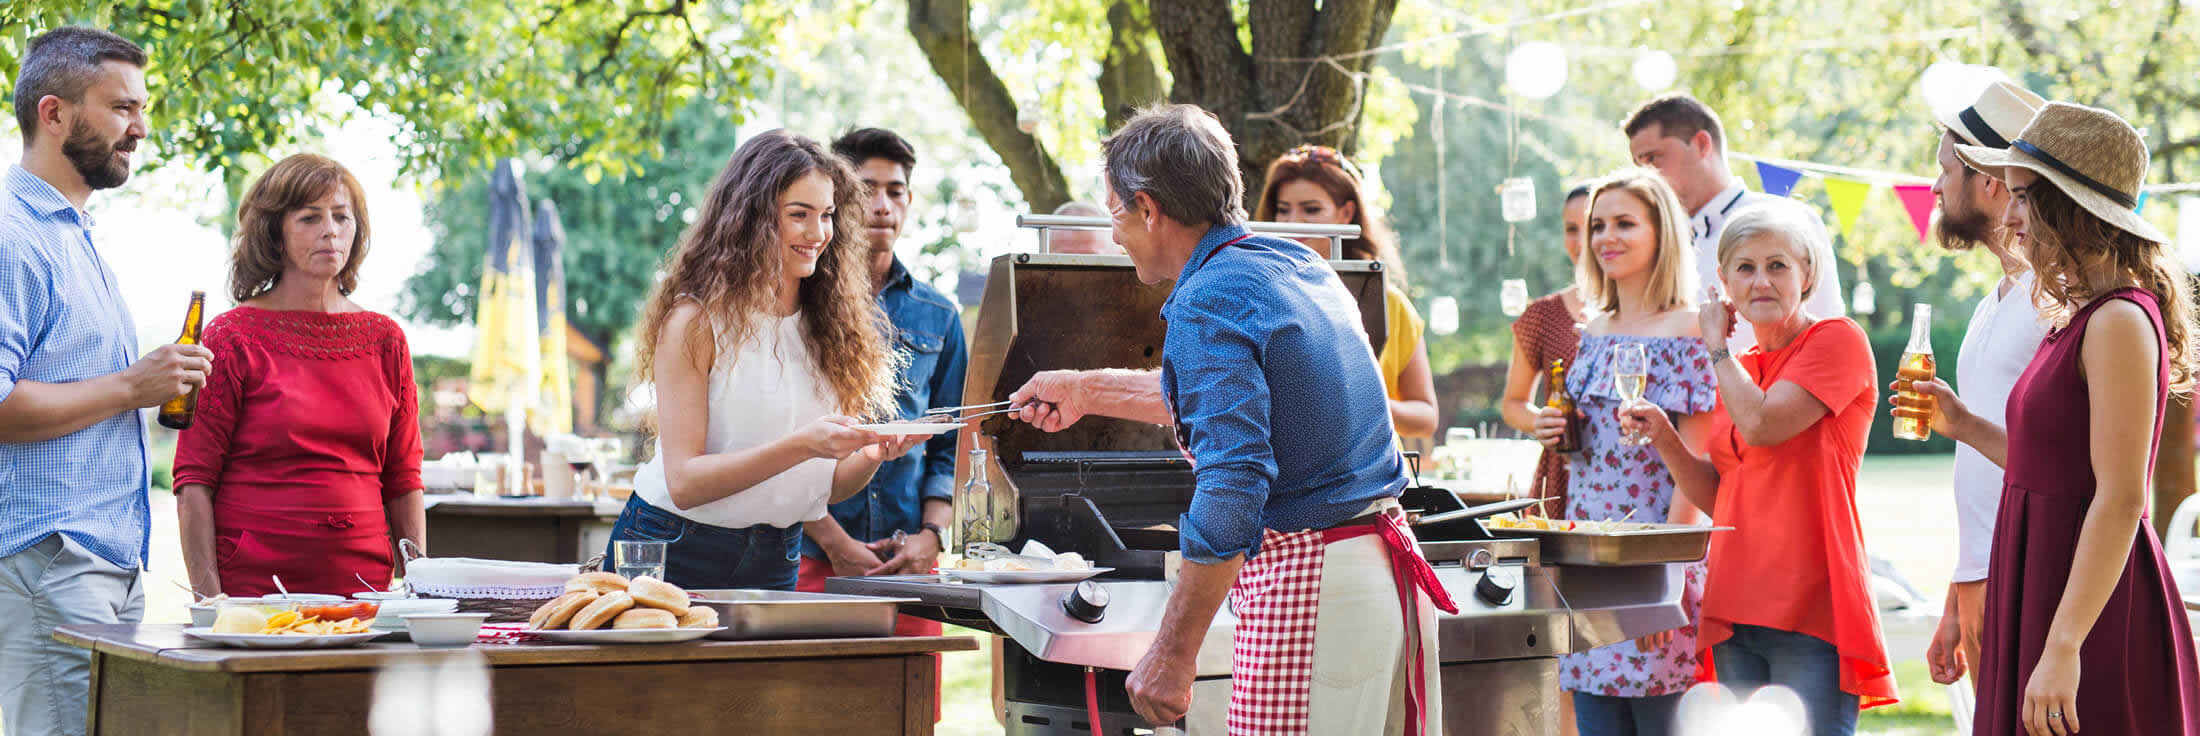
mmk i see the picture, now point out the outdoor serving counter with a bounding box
[56,624,974,736]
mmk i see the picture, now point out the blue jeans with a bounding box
[1573,692,1682,736]
[604,495,801,591]
[1713,624,1858,736]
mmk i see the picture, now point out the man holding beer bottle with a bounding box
[0,27,210,736]
[1911,77,2051,699]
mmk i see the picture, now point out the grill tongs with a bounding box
[924,399,1059,422]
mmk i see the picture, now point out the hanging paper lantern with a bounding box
[1500,178,1538,223]
[1504,42,1568,100]
[1851,281,1877,316]
[1632,50,1678,91]
[1016,101,1041,134]
[953,195,981,233]
[1429,296,1461,336]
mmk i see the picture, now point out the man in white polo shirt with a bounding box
[1625,93,1845,353]
[1919,78,2050,695]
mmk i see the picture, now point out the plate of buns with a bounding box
[524,571,724,644]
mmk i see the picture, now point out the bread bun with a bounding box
[566,571,630,595]
[627,576,690,614]
[675,605,719,629]
[612,607,678,630]
[528,590,599,630]
[569,591,635,630]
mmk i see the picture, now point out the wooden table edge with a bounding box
[58,625,975,673]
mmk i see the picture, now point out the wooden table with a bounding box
[422,496,619,564]
[57,624,975,735]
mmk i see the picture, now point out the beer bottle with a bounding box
[157,291,207,430]
[1891,303,1937,440]
[1547,359,1584,453]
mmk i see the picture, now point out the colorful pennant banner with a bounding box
[1756,161,1803,198]
[1892,184,1936,244]
[1823,178,1874,239]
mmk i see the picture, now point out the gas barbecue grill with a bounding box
[830,224,1694,735]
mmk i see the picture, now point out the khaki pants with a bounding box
[0,534,143,736]
[1305,531,1443,734]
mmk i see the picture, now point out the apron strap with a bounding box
[1321,511,1456,736]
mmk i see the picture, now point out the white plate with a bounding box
[854,423,961,436]
[942,567,1112,584]
[526,627,726,644]
[184,627,383,649]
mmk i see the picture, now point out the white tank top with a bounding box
[633,311,839,528]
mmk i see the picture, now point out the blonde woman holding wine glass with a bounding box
[1531,169,1718,735]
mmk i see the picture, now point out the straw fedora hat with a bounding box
[1936,80,2045,149]
[1956,101,2167,244]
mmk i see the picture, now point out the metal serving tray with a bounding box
[1475,522,1732,566]
[686,590,919,641]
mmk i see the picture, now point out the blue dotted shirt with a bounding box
[0,165,150,569]
[1161,223,1407,564]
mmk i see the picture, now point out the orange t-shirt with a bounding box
[1701,318,1898,708]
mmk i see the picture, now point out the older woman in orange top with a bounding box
[1623,199,1896,735]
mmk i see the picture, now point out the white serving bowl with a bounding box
[403,613,490,647]
[369,599,461,631]
[352,591,412,602]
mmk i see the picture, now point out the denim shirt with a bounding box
[799,258,967,556]
[0,165,150,569]
[1161,223,1407,564]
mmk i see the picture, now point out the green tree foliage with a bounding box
[1,0,785,180]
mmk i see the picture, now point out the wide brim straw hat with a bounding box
[1935,80,2045,149]
[1955,101,2167,244]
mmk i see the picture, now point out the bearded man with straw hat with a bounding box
[1905,101,2200,736]
[1918,77,2051,703]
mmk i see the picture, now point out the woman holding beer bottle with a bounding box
[1908,102,2200,735]
[1503,183,1591,512]
[172,154,425,598]
[1621,198,1897,735]
[1531,169,1716,736]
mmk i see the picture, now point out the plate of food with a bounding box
[522,571,726,644]
[185,608,380,649]
[854,422,961,436]
[938,541,1111,584]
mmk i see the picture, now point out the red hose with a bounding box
[1086,666,1105,734]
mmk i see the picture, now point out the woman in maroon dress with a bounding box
[174,154,425,598]
[1908,102,2200,735]
[1501,183,1591,509]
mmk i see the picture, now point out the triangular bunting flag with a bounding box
[1893,184,1936,244]
[1824,177,1873,239]
[1756,161,1804,198]
[2137,191,2150,214]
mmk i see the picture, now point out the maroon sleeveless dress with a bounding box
[1977,288,2200,735]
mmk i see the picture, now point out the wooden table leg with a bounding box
[905,654,939,736]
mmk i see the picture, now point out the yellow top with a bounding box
[1379,286,1425,401]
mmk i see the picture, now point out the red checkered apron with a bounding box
[1224,504,1459,736]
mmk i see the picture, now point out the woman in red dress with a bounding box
[173,154,425,598]
[1913,102,2200,735]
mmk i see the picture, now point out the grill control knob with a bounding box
[1062,580,1109,623]
[1475,567,1518,606]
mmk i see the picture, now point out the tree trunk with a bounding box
[912,0,1398,215]
[1097,0,1166,131]
[905,0,1072,213]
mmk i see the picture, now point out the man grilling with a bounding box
[1009,104,1454,735]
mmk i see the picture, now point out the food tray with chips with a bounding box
[1476,520,1732,566]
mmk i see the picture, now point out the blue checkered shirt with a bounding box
[1160,223,1408,564]
[0,165,150,569]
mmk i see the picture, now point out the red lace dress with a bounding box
[172,307,423,597]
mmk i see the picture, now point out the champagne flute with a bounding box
[1613,342,1651,447]
[1500,279,1530,317]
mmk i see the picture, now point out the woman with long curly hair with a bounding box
[1255,145,1440,438]
[1914,102,2200,735]
[606,130,926,591]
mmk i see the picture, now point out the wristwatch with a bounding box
[917,522,947,544]
[1708,346,1732,363]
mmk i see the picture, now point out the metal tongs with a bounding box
[925,399,1058,422]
